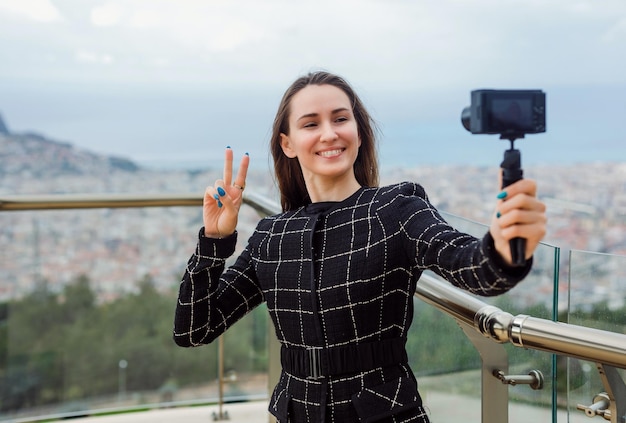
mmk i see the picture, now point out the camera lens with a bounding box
[461,107,472,131]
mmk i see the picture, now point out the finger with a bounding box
[212,179,237,226]
[214,180,227,194]
[500,221,546,245]
[498,193,545,218]
[498,179,538,199]
[499,207,545,227]
[496,213,547,252]
[233,152,250,190]
[223,147,234,186]
[498,193,530,215]
[212,180,228,208]
[204,185,218,204]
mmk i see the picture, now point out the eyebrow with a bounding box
[296,107,351,122]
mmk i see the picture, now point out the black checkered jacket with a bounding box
[174,182,531,422]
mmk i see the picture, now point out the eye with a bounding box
[335,116,349,123]
[302,121,318,128]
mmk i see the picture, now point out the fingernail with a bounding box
[496,211,501,219]
[497,191,507,199]
[217,200,223,208]
[213,194,219,200]
[217,187,226,196]
[245,152,249,156]
[226,145,231,149]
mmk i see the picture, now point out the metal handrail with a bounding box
[0,192,203,210]
[415,273,626,369]
[3,191,626,422]
[0,191,275,215]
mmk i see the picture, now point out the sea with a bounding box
[1,80,625,172]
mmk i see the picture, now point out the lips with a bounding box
[317,148,344,158]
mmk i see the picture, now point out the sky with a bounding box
[1,0,625,171]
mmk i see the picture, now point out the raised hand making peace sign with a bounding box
[202,147,249,239]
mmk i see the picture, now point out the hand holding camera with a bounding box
[462,89,547,267]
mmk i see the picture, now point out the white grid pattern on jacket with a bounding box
[174,181,530,422]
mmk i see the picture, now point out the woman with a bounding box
[174,71,547,422]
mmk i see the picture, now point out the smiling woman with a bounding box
[173,70,547,423]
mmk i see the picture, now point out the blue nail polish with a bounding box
[497,191,507,199]
[245,152,249,156]
[226,145,231,149]
[213,194,219,200]
[217,187,226,196]
[496,211,502,219]
[217,200,223,208]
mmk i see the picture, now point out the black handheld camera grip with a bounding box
[500,148,526,267]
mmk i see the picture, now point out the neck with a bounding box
[305,174,362,203]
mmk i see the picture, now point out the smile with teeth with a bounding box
[317,148,344,157]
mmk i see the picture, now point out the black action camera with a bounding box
[461,89,547,267]
[461,89,546,139]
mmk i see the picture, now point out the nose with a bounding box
[320,122,338,142]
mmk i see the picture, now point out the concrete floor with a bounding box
[53,392,589,423]
[63,401,271,423]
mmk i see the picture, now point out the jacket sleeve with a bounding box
[395,182,532,296]
[173,228,264,347]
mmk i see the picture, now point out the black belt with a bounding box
[280,337,408,380]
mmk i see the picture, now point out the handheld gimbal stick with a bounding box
[500,139,526,267]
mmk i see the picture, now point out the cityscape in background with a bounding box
[1,121,625,310]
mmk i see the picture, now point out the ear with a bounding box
[280,133,297,158]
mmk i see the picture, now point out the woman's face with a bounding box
[280,84,361,184]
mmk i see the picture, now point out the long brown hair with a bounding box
[270,71,379,211]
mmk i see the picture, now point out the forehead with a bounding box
[289,84,352,116]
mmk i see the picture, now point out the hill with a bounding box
[0,113,139,178]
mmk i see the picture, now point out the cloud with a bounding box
[0,0,62,22]
[0,0,625,90]
[90,2,123,27]
[75,50,115,65]
[602,17,626,43]
[129,8,161,29]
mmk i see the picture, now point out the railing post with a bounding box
[596,364,626,423]
[458,323,510,423]
[212,335,229,420]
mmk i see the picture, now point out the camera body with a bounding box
[461,89,546,138]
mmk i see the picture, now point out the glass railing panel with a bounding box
[564,250,626,422]
[409,296,483,421]
[407,211,560,423]
[0,205,267,422]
